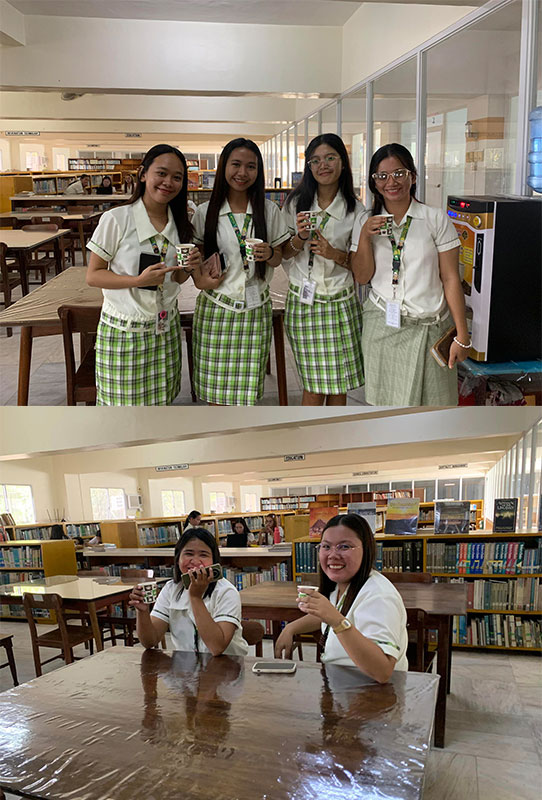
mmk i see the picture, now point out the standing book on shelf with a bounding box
[347,502,377,534]
[309,507,338,540]
[434,501,470,534]
[493,498,519,533]
[385,498,420,535]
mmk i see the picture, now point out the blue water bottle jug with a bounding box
[527,106,542,193]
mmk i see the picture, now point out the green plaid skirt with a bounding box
[192,292,272,405]
[95,310,182,406]
[361,298,458,406]
[284,285,364,395]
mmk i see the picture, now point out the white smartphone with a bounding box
[252,661,297,674]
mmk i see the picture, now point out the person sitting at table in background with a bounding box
[229,517,256,545]
[122,173,136,195]
[65,174,90,194]
[88,532,102,545]
[183,509,202,530]
[50,524,67,540]
[275,514,407,683]
[74,536,85,546]
[96,176,114,195]
[129,527,249,656]
[258,513,284,545]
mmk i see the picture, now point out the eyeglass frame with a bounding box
[307,154,342,169]
[371,169,412,184]
[316,543,362,554]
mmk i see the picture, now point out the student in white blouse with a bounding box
[282,134,365,406]
[275,513,407,682]
[350,143,470,407]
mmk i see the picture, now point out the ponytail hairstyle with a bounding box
[129,144,193,243]
[286,133,357,216]
[204,138,268,280]
[368,143,417,216]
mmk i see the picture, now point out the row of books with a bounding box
[0,570,44,585]
[216,516,264,535]
[375,541,424,573]
[0,546,42,568]
[10,526,54,541]
[294,541,318,573]
[0,513,16,526]
[137,525,180,546]
[66,523,100,538]
[426,540,541,574]
[452,614,541,648]
[223,563,288,591]
[467,578,541,611]
[0,528,11,543]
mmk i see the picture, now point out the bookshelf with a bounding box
[0,539,77,622]
[0,173,34,212]
[64,521,100,540]
[261,496,316,511]
[31,171,123,194]
[135,516,216,547]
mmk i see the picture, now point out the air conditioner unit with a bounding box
[127,494,142,509]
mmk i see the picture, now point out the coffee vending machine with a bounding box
[447,195,541,362]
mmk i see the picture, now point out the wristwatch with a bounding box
[332,618,352,634]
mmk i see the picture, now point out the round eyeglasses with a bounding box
[307,155,341,169]
[371,169,411,184]
[316,543,361,554]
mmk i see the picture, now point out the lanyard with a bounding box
[320,589,347,654]
[149,235,170,309]
[388,216,412,297]
[307,211,330,273]
[227,212,252,272]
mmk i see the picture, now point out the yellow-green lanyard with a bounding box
[227,212,252,272]
[308,211,330,272]
[149,235,170,309]
[320,589,347,653]
[388,216,412,298]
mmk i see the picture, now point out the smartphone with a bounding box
[138,252,160,291]
[252,661,297,674]
[180,563,223,589]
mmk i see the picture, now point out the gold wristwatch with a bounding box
[333,618,352,634]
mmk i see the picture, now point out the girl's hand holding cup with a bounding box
[295,211,312,239]
[297,586,343,627]
[362,215,393,240]
[129,584,150,612]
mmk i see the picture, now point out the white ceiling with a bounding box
[6,1,483,26]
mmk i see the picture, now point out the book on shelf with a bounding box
[294,540,319,574]
[493,498,519,533]
[0,527,11,542]
[452,613,541,649]
[426,537,541,575]
[434,501,470,534]
[375,540,423,572]
[0,513,16,526]
[309,507,338,540]
[347,502,377,534]
[384,498,420,535]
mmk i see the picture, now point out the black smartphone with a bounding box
[138,252,160,291]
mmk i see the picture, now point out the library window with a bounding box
[90,487,126,520]
[161,490,185,517]
[209,492,227,513]
[0,484,36,524]
[437,479,460,500]
[462,477,485,501]
[415,480,436,502]
[243,493,258,513]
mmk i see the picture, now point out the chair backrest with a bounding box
[406,607,428,672]
[120,568,154,580]
[241,620,264,648]
[226,533,248,548]
[21,223,59,232]
[385,572,433,584]
[23,592,72,651]
[57,304,101,405]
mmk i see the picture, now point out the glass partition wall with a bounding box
[271,0,535,207]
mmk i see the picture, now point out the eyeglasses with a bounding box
[316,543,361,554]
[307,155,341,169]
[371,169,411,184]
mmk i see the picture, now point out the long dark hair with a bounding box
[173,528,221,600]
[230,517,251,536]
[368,143,417,216]
[183,510,202,530]
[203,138,268,280]
[318,514,375,619]
[286,134,357,217]
[129,144,193,243]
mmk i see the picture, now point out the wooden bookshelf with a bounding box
[0,173,34,212]
[100,520,138,548]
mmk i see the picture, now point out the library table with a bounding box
[0,210,102,266]
[0,647,439,800]
[0,228,69,296]
[0,267,291,406]
[0,574,137,651]
[240,580,467,748]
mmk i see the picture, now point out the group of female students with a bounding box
[87,134,470,407]
[129,513,407,683]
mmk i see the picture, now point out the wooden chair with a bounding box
[62,205,96,261]
[241,620,264,656]
[384,572,433,583]
[23,592,95,677]
[293,630,322,662]
[58,304,101,405]
[0,635,19,686]
[20,223,62,285]
[99,569,167,649]
[29,215,75,268]
[0,242,22,337]
[406,607,437,673]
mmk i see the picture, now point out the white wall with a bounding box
[0,457,58,522]
[0,138,11,170]
[201,482,235,514]
[147,476,196,518]
[76,472,138,520]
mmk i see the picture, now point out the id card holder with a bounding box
[300,278,316,306]
[155,309,170,335]
[245,280,261,310]
[385,300,401,329]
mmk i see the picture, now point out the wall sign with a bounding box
[155,464,189,472]
[284,454,305,462]
[5,131,40,136]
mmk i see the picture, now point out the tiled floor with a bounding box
[0,259,368,406]
[1,617,540,799]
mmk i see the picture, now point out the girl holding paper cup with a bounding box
[191,138,290,405]
[281,134,366,406]
[275,514,407,683]
[350,143,470,406]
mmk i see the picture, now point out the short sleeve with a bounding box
[354,590,405,661]
[212,581,243,629]
[87,210,122,262]
[192,204,206,245]
[432,208,460,253]
[350,209,370,252]
[150,580,174,625]
[265,200,290,246]
[281,199,297,237]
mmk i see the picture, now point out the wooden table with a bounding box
[0,210,102,266]
[10,192,132,209]
[0,228,69,295]
[0,574,137,651]
[0,647,439,800]
[240,579,467,748]
[0,266,290,406]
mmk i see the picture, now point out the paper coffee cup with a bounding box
[245,238,263,262]
[176,243,196,266]
[378,215,394,236]
[301,211,319,231]
[297,585,318,598]
[140,581,158,604]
